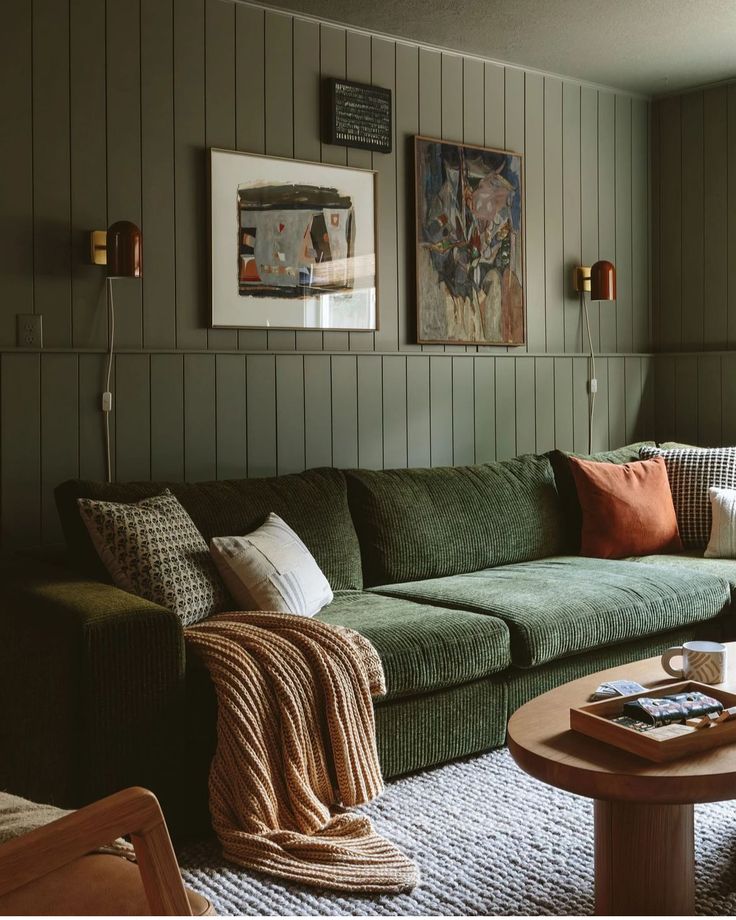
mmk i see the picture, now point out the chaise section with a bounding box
[316,591,511,699]
[371,556,731,668]
[629,553,736,593]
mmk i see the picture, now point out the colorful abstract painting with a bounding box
[415,136,524,345]
[211,149,377,331]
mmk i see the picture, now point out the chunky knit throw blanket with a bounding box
[184,612,418,893]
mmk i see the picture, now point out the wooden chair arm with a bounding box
[0,787,191,915]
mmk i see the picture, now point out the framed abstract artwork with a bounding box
[210,148,378,331]
[414,136,525,345]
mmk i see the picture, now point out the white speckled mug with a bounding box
[662,640,728,685]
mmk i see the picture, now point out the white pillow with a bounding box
[210,513,333,617]
[705,487,736,558]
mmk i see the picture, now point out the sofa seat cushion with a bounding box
[315,591,510,699]
[345,454,568,587]
[630,553,736,593]
[370,557,731,668]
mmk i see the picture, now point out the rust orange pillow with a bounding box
[568,455,683,559]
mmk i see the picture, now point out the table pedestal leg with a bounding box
[594,799,694,916]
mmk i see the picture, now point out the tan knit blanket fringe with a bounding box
[184,612,418,894]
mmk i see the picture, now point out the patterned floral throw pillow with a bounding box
[77,490,230,626]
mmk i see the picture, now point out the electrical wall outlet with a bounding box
[16,314,43,349]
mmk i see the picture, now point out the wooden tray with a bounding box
[570,680,736,762]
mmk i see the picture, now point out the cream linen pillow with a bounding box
[705,486,736,558]
[210,513,333,617]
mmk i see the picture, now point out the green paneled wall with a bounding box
[0,0,653,548]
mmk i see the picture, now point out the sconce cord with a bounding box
[104,277,115,483]
[581,293,596,455]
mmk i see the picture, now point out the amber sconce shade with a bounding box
[89,221,143,278]
[573,260,616,301]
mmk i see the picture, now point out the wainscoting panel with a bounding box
[0,351,655,549]
[0,0,650,357]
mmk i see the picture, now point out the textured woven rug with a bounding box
[178,747,736,916]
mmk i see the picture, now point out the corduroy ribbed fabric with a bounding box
[317,591,510,699]
[55,468,363,592]
[184,612,418,893]
[372,556,731,668]
[346,454,567,586]
[629,552,736,594]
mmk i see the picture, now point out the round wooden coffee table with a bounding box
[507,643,736,916]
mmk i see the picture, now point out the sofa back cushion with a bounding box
[55,467,362,591]
[345,454,567,586]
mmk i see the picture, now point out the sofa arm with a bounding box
[0,557,185,811]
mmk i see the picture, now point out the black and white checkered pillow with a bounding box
[639,446,736,549]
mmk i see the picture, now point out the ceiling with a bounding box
[258,0,736,96]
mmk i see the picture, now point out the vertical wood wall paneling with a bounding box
[1,355,41,548]
[263,11,296,352]
[303,354,332,468]
[650,101,661,351]
[474,356,496,462]
[320,25,350,352]
[680,92,704,349]
[640,355,656,440]
[382,355,408,468]
[106,0,142,348]
[276,355,305,474]
[607,356,626,450]
[79,355,113,482]
[580,87,600,351]
[554,357,574,450]
[234,3,268,351]
[623,356,641,444]
[372,37,399,353]
[495,356,516,459]
[451,356,475,465]
[698,355,722,446]
[330,356,358,467]
[115,354,151,481]
[141,0,176,350]
[215,353,247,480]
[150,354,185,481]
[429,356,453,465]
[703,87,728,348]
[722,354,736,446]
[205,0,238,351]
[41,355,79,542]
[544,78,564,353]
[33,0,72,347]
[395,42,420,352]
[417,47,443,355]
[345,31,374,353]
[184,354,217,480]
[246,355,277,476]
[631,98,650,351]
[729,85,736,347]
[572,357,590,453]
[675,356,698,445]
[406,355,431,467]
[614,94,633,352]
[174,0,208,349]
[534,357,555,452]
[562,82,582,353]
[524,73,545,354]
[514,358,536,454]
[0,1,33,346]
[357,356,383,468]
[657,96,682,350]
[70,0,107,350]
[653,354,674,443]
[292,17,324,352]
[591,358,609,453]
[597,92,616,352]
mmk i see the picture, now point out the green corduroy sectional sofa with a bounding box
[2,441,735,835]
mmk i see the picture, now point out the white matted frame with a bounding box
[210,148,378,332]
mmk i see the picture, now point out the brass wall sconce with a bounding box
[89,221,143,278]
[573,260,616,301]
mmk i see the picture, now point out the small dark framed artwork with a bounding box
[322,78,392,154]
[414,135,525,346]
